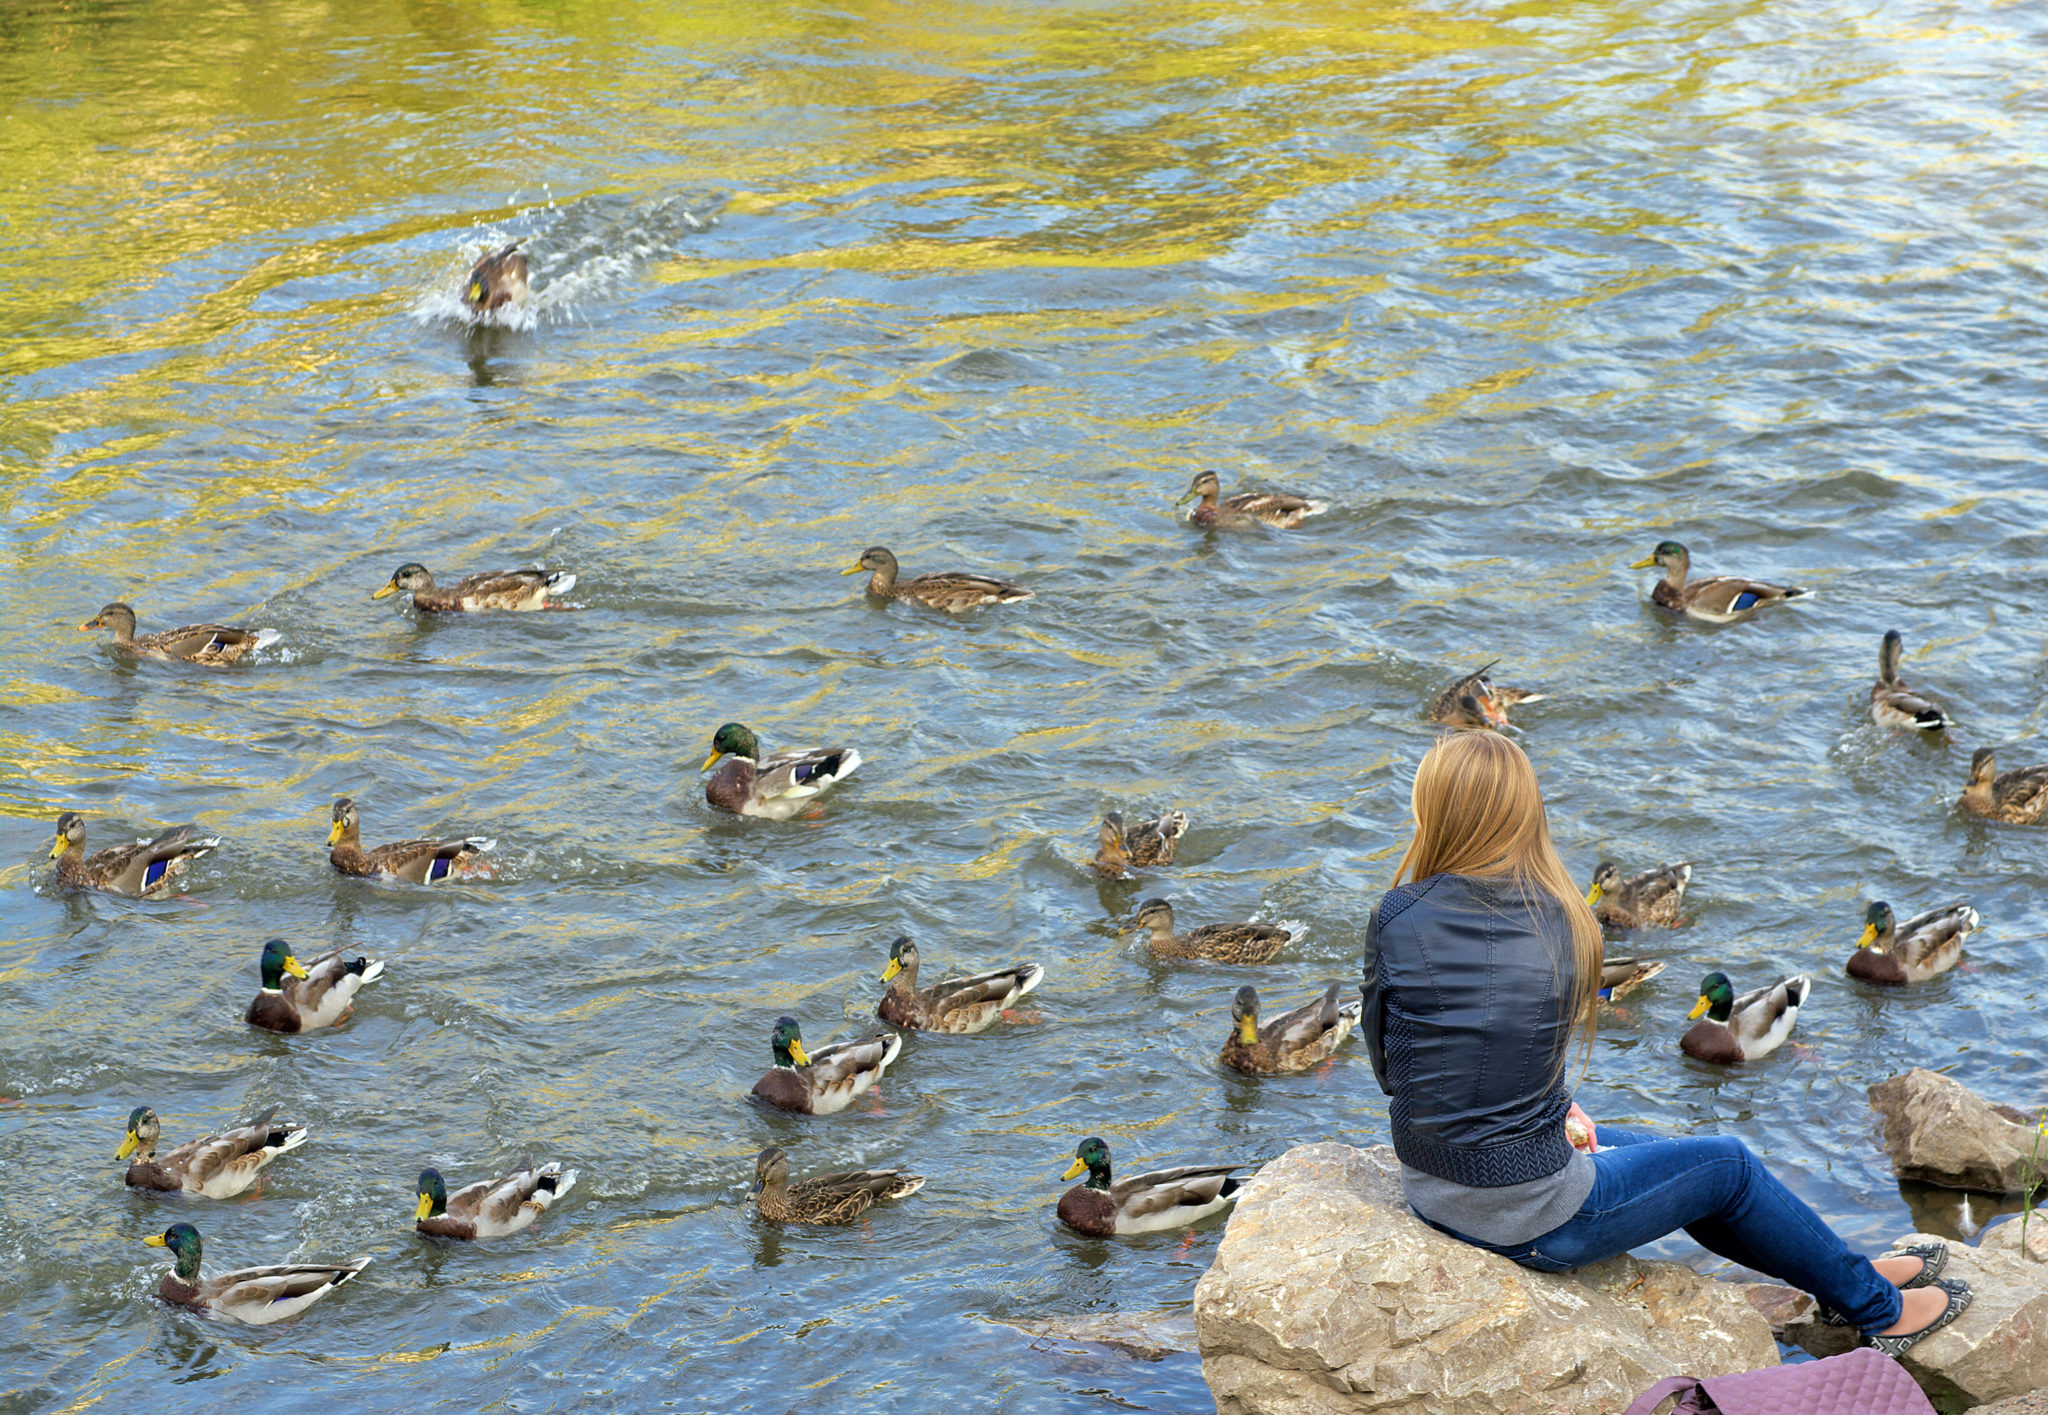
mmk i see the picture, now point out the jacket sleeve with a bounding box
[1360,898,1391,1095]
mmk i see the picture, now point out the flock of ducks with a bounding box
[55,436,2035,1320]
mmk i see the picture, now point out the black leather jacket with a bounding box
[1361,872,1581,1188]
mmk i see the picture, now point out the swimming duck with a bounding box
[876,936,1044,1034]
[701,723,861,820]
[142,1222,368,1325]
[749,1144,925,1225]
[1125,898,1303,964]
[1630,541,1809,623]
[246,938,385,1034]
[49,812,218,897]
[1680,971,1809,1064]
[415,1161,577,1239]
[1586,861,1691,929]
[1960,748,2048,824]
[1174,470,1328,529]
[1598,957,1665,1002]
[1870,630,1954,732]
[372,562,574,613]
[750,1017,902,1115]
[1056,1137,1246,1237]
[842,546,1033,612]
[463,240,529,314]
[1094,809,1189,876]
[1428,662,1545,730]
[1847,901,1979,986]
[118,1105,308,1199]
[79,603,277,666]
[327,798,494,883]
[1218,983,1360,1074]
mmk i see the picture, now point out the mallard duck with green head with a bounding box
[1056,1137,1246,1237]
[749,1144,925,1225]
[702,723,861,820]
[327,798,495,883]
[877,936,1044,1034]
[463,240,529,315]
[1848,901,1979,985]
[751,1016,902,1115]
[245,938,385,1034]
[1871,630,1954,731]
[1175,470,1328,529]
[142,1222,369,1325]
[1219,983,1359,1074]
[1094,809,1188,876]
[373,562,574,612]
[842,546,1033,612]
[1586,860,1691,929]
[79,603,277,666]
[1630,541,1809,623]
[1429,661,1545,730]
[1125,897,1303,965]
[1680,971,1809,1063]
[1960,748,2048,823]
[415,1160,577,1239]
[49,812,219,897]
[118,1105,307,1198]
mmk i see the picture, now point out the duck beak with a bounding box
[371,581,399,600]
[1585,883,1603,906]
[1061,1158,1087,1181]
[143,1233,168,1248]
[702,750,725,772]
[78,617,99,631]
[788,1038,810,1067]
[326,820,345,847]
[1629,555,1658,570]
[468,280,486,304]
[746,1177,763,1199]
[1174,489,1198,506]
[839,564,867,576]
[1686,995,1711,1021]
[116,1132,139,1159]
[285,955,310,980]
[1237,1016,1258,1046]
[1856,924,1878,950]
[48,837,66,860]
[881,958,901,983]
[414,1193,433,1221]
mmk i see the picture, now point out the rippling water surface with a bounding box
[5,0,2048,1409]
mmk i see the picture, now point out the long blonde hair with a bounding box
[1395,731,1602,1068]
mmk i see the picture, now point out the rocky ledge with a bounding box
[1192,1142,1778,1415]
[1868,1068,2039,1194]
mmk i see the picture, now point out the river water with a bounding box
[4,0,2046,1409]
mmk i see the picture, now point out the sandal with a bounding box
[1862,1277,1973,1357]
[1817,1241,1950,1326]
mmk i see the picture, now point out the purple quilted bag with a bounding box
[1622,1347,1934,1415]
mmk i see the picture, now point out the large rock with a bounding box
[1972,1393,2048,1415]
[1787,1225,2048,1407]
[1193,1142,1779,1415]
[1869,1069,2038,1193]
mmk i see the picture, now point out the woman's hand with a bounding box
[1565,1101,1598,1154]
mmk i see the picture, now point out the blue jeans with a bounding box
[1430,1128,1903,1330]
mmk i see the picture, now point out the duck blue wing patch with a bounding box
[1729,590,1759,612]
[427,855,451,883]
[143,859,170,889]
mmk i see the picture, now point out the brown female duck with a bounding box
[1093,809,1188,876]
[749,1145,924,1225]
[1174,470,1327,529]
[877,935,1043,1034]
[372,562,575,612]
[118,1105,308,1198]
[1125,897,1304,964]
[1870,630,1954,731]
[842,546,1032,612]
[49,812,218,896]
[1960,748,2048,823]
[1218,983,1359,1074]
[1586,860,1691,929]
[1429,662,1545,730]
[80,603,277,665]
[326,798,494,883]
[463,240,529,314]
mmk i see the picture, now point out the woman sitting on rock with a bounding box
[1359,730,1970,1356]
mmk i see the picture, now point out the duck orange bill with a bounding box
[1061,1157,1086,1180]
[1686,996,1711,1020]
[1856,925,1879,949]
[414,1193,433,1221]
[370,581,399,599]
[78,618,99,630]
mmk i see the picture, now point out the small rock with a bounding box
[1737,1281,1814,1332]
[1193,1142,1779,1414]
[1972,1392,2048,1415]
[1786,1229,2048,1406]
[1979,1216,2048,1264]
[1868,1069,2040,1193]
